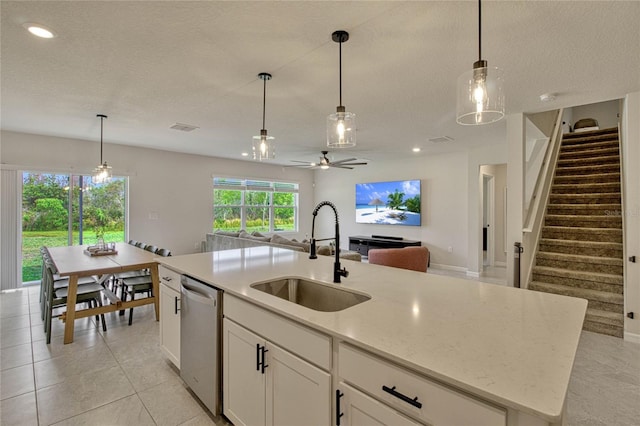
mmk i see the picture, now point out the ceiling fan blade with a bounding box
[339,161,368,166]
[290,160,313,164]
[329,164,354,169]
[330,158,358,165]
[283,164,313,168]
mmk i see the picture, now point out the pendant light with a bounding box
[456,0,505,125]
[327,30,356,148]
[252,72,275,161]
[93,114,112,183]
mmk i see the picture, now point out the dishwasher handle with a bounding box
[181,281,217,307]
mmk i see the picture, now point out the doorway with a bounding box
[482,173,495,267]
[479,164,508,273]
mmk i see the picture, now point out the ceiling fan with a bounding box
[287,150,367,170]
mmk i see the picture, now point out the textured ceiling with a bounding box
[2,1,639,166]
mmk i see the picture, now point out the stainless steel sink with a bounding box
[250,277,370,312]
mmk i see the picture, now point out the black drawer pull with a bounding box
[382,385,423,409]
[174,296,180,314]
[261,346,269,374]
[336,389,344,426]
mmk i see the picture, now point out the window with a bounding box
[213,178,298,233]
[21,172,127,284]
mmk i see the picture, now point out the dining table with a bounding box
[46,242,160,344]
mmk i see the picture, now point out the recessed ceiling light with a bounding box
[241,152,249,157]
[23,23,57,39]
[539,93,556,102]
[412,147,421,153]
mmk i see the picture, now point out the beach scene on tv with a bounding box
[355,180,421,226]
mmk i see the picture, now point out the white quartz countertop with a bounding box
[159,247,587,423]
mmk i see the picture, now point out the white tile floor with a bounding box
[1,286,229,426]
[2,278,639,426]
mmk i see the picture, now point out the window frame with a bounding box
[213,177,299,233]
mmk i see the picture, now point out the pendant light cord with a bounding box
[478,0,482,61]
[338,39,343,106]
[262,76,267,130]
[99,115,105,164]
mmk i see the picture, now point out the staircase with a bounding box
[530,127,624,338]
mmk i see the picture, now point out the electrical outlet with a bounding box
[447,246,453,253]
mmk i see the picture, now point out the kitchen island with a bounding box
[159,246,586,426]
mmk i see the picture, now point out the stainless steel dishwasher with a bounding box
[180,275,222,415]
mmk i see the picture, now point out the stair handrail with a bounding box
[521,108,564,288]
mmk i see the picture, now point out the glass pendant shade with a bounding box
[252,129,275,161]
[93,162,112,184]
[456,62,505,125]
[327,106,356,148]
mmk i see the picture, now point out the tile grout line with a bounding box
[26,287,42,426]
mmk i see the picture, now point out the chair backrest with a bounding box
[367,246,429,273]
[155,248,172,257]
[144,245,158,253]
[135,241,144,248]
[128,239,138,246]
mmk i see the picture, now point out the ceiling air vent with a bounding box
[170,123,199,132]
[428,136,454,144]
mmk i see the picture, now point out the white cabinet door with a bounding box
[223,318,266,426]
[339,383,421,426]
[266,342,331,426]
[159,283,180,368]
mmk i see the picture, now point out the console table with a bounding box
[349,235,422,257]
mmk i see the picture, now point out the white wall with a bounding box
[569,99,620,130]
[312,152,469,270]
[622,92,640,340]
[0,130,314,259]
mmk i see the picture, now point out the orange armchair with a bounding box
[367,246,429,273]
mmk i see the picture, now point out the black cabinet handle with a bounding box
[174,296,180,314]
[336,389,344,426]
[382,385,423,409]
[261,346,269,374]
[256,344,261,371]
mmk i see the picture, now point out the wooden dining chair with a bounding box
[42,259,107,343]
[121,246,172,325]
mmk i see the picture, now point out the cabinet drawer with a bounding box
[158,265,181,292]
[339,343,506,426]
[225,294,331,370]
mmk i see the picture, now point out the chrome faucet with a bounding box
[309,201,349,283]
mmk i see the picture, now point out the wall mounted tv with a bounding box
[355,179,421,226]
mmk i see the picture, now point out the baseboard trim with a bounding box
[624,331,640,343]
[429,263,467,273]
[466,271,481,278]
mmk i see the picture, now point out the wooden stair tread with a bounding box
[535,251,623,266]
[532,266,623,284]
[539,238,623,248]
[529,281,624,304]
